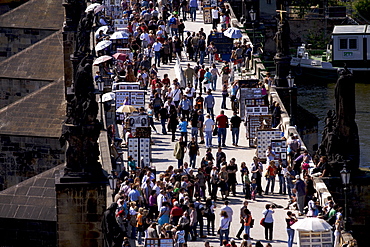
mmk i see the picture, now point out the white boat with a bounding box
[290,25,370,82]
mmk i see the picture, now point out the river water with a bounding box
[296,81,370,168]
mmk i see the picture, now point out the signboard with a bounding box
[256,130,283,161]
[203,7,212,24]
[115,90,145,120]
[208,32,234,55]
[239,88,263,119]
[271,139,287,161]
[112,82,140,91]
[145,238,174,247]
[247,114,272,147]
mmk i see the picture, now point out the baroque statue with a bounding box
[318,67,360,173]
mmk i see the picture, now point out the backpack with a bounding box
[169,17,177,25]
[223,66,230,74]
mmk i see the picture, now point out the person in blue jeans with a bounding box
[265,160,276,195]
[215,110,228,147]
[189,0,198,21]
[286,211,297,247]
[230,111,241,146]
[219,210,230,246]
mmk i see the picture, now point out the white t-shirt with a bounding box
[204,118,215,131]
[185,87,196,98]
[212,9,219,19]
[170,88,182,101]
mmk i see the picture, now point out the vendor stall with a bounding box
[291,217,333,247]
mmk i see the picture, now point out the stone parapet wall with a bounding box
[0,78,52,108]
[0,135,65,190]
[0,28,55,61]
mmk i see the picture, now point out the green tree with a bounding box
[353,0,370,21]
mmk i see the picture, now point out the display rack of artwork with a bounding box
[297,231,332,247]
[256,130,283,161]
[115,90,145,120]
[128,137,151,167]
[239,88,264,119]
[270,139,287,161]
[247,115,272,147]
[112,82,140,91]
[145,238,174,247]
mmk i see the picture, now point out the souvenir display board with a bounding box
[246,106,269,115]
[239,88,263,119]
[256,130,283,161]
[127,114,149,133]
[203,0,212,24]
[112,82,140,91]
[115,90,145,120]
[145,238,174,247]
[128,137,151,167]
[103,0,123,19]
[270,139,287,161]
[247,115,272,147]
[297,231,332,247]
[208,32,234,55]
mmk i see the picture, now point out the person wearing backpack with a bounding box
[169,15,179,37]
[221,61,231,84]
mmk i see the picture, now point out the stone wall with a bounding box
[0,218,56,247]
[0,78,52,108]
[0,28,55,61]
[56,180,106,247]
[0,135,65,190]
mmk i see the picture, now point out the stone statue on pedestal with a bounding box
[59,55,103,178]
[274,11,290,57]
[75,11,94,56]
[318,67,360,173]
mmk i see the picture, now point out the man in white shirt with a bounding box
[152,39,163,67]
[203,114,214,148]
[170,85,182,107]
[211,7,219,30]
[140,30,150,48]
[220,200,233,223]
[157,189,167,212]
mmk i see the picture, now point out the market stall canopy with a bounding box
[116,105,137,113]
[85,3,100,13]
[112,53,127,61]
[100,92,115,102]
[93,55,112,65]
[95,26,109,36]
[291,217,332,232]
[110,31,129,40]
[95,40,112,51]
[223,27,243,39]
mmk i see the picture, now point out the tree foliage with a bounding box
[353,0,370,21]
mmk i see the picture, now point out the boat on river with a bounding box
[290,25,370,82]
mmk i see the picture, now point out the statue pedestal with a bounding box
[55,171,107,247]
[274,55,291,87]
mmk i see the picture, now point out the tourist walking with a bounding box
[294,175,306,215]
[251,156,263,196]
[262,204,274,241]
[174,137,187,168]
[230,111,242,146]
[188,137,200,168]
[215,110,228,147]
[264,160,276,195]
[286,211,297,247]
[204,90,215,119]
[218,210,230,246]
[204,114,215,148]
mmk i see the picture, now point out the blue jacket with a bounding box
[189,0,198,8]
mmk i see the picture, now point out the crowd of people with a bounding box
[94,1,346,247]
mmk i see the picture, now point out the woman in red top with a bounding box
[264,160,276,195]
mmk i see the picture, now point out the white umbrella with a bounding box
[110,31,129,40]
[291,217,332,232]
[223,27,243,39]
[95,40,112,51]
[85,3,100,13]
[95,26,109,37]
[100,92,115,102]
[116,105,137,113]
[93,55,112,65]
[93,5,105,14]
